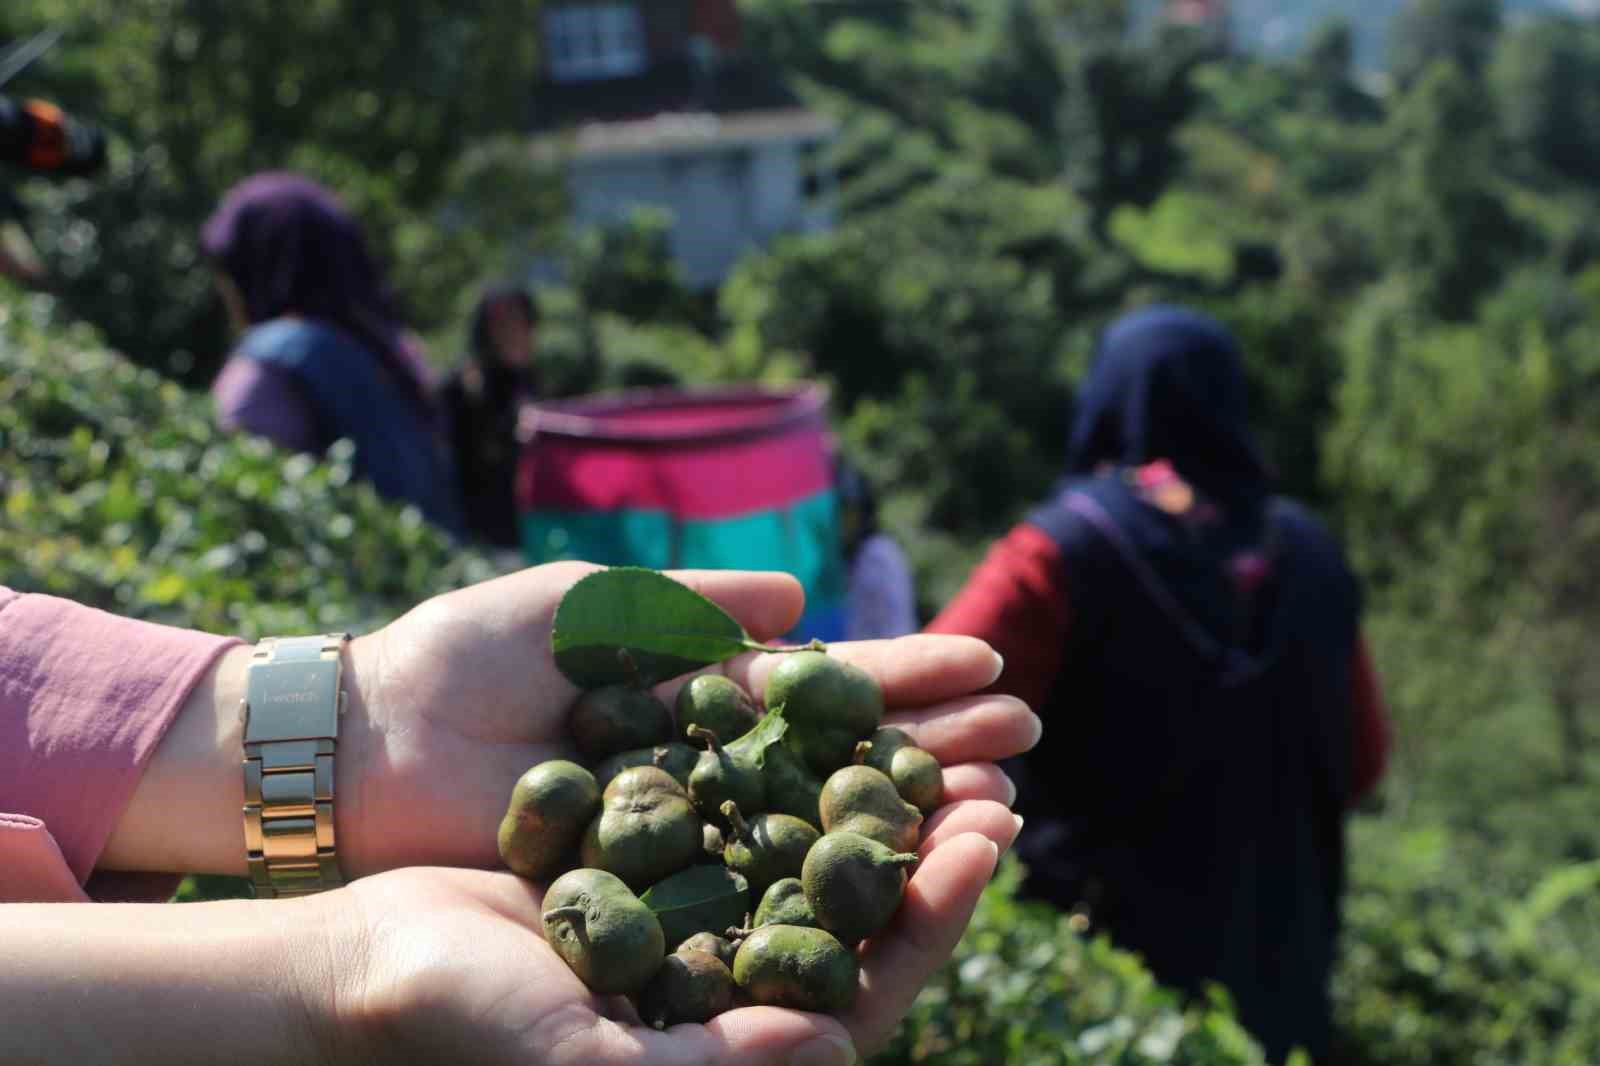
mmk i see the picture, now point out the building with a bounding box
[535,1,834,288]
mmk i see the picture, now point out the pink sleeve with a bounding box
[0,587,244,901]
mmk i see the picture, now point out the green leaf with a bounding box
[639,864,750,950]
[728,705,790,769]
[551,567,752,689]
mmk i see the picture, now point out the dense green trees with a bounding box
[1389,0,1503,84]
[3,0,556,382]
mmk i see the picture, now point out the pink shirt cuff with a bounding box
[0,588,243,900]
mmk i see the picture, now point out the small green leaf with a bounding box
[551,567,752,688]
[728,705,790,770]
[639,864,750,951]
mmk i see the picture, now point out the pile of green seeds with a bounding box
[497,649,943,1025]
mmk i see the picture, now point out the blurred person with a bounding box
[441,284,541,549]
[926,305,1391,1063]
[203,172,463,534]
[836,456,917,640]
[0,562,1038,1065]
[0,192,43,285]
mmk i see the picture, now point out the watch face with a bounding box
[244,659,342,742]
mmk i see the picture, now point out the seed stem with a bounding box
[543,906,589,926]
[721,800,752,843]
[739,638,829,654]
[687,724,722,752]
[852,740,873,766]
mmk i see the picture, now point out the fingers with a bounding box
[937,762,1016,807]
[843,830,1008,1054]
[661,570,806,643]
[883,695,1040,764]
[916,798,1022,856]
[722,634,1005,709]
[542,1008,856,1066]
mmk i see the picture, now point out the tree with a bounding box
[1366,61,1523,319]
[1389,0,1502,86]
[1490,15,1600,186]
[1297,16,1382,122]
[7,0,546,382]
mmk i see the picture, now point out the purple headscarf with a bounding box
[202,172,427,407]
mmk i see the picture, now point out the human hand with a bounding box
[318,807,1021,1064]
[338,561,1038,880]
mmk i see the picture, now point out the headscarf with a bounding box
[463,283,540,401]
[1067,305,1270,518]
[201,172,429,411]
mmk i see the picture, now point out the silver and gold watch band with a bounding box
[241,633,350,898]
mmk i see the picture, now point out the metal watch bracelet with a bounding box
[240,633,350,898]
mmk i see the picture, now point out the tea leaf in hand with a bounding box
[552,567,756,689]
[639,865,751,951]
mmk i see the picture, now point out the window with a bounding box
[544,4,647,83]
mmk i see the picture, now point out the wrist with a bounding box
[100,643,254,875]
[287,888,379,1066]
[333,633,382,879]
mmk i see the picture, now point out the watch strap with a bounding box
[242,633,349,898]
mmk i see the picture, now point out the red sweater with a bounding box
[927,522,1393,804]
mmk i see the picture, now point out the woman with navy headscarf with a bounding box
[204,172,464,535]
[928,306,1391,1062]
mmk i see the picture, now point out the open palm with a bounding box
[336,561,1037,880]
[338,804,1020,1065]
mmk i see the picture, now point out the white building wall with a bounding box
[567,129,832,288]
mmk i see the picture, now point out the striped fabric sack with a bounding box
[515,385,847,641]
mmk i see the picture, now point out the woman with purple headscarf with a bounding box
[204,172,464,534]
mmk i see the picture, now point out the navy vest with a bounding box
[1015,475,1358,1062]
[238,319,463,535]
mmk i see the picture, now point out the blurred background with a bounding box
[6,1,1600,1062]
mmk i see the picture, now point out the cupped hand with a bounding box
[340,561,1039,879]
[323,809,1021,1065]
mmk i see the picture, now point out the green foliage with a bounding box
[870,861,1268,1066]
[1490,16,1600,185]
[1366,61,1526,319]
[1335,821,1600,1065]
[5,0,547,382]
[0,284,501,635]
[568,208,709,330]
[1389,0,1503,85]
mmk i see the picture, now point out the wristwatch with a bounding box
[240,634,350,898]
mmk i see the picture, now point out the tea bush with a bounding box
[0,285,500,637]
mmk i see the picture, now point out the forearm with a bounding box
[0,896,343,1066]
[98,645,253,876]
[99,637,383,880]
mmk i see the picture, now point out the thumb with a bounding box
[549,1007,856,1066]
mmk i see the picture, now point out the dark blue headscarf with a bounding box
[1067,306,1270,518]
